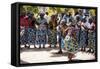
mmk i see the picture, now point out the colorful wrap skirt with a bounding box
[36,29,47,45]
[27,28,36,45]
[64,35,78,53]
[20,27,28,45]
[79,30,88,48]
[88,31,96,51]
[76,29,81,48]
[48,29,57,45]
[20,27,36,45]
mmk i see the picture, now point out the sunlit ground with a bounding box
[20,44,95,64]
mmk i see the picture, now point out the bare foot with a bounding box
[68,53,75,61]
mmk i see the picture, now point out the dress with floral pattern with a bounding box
[79,26,88,48]
[20,27,28,45]
[88,30,96,51]
[48,29,57,46]
[27,28,36,45]
[64,27,78,53]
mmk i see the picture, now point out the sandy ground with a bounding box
[20,44,95,64]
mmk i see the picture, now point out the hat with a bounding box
[40,11,45,16]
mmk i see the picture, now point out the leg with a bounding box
[48,43,51,48]
[68,53,75,61]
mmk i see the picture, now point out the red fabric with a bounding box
[20,16,29,27]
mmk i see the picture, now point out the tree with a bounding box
[22,5,39,14]
[89,9,96,16]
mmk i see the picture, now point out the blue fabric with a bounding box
[36,30,47,45]
[76,29,81,48]
[20,28,36,45]
[27,28,36,45]
[61,37,65,48]
[20,28,28,45]
[79,30,88,48]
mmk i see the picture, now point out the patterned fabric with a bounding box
[20,27,36,45]
[48,29,57,45]
[64,27,78,53]
[36,17,48,46]
[36,30,47,45]
[37,18,47,25]
[20,28,28,45]
[88,31,96,51]
[27,28,36,45]
[76,29,81,48]
[79,29,88,48]
[64,35,78,53]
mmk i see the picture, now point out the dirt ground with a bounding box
[20,45,95,64]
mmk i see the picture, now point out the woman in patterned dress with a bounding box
[79,18,88,51]
[74,14,81,50]
[20,12,29,48]
[20,12,36,48]
[36,12,48,48]
[64,23,78,61]
[48,15,57,48]
[87,18,96,53]
[60,20,68,49]
[27,13,36,48]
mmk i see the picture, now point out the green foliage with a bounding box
[21,5,39,14]
[89,9,96,16]
[20,5,96,17]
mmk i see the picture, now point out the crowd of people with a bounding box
[20,8,96,60]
